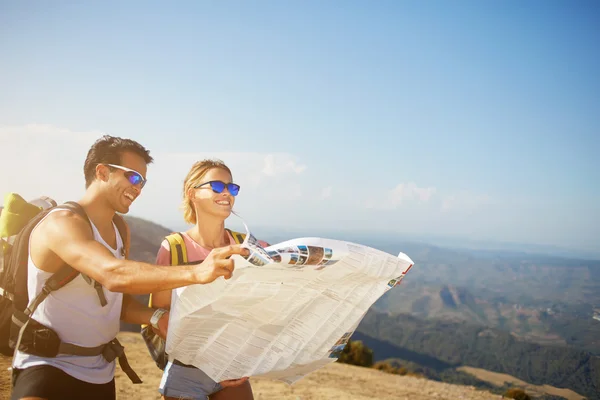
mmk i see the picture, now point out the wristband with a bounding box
[150,308,167,330]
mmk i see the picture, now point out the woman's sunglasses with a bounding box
[106,164,147,188]
[194,180,240,196]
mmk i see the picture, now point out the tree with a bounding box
[373,361,397,374]
[504,388,531,400]
[337,339,374,367]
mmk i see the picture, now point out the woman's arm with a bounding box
[150,240,174,310]
[120,294,169,338]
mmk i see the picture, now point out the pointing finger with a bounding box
[220,244,249,257]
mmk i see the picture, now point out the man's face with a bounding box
[104,151,148,214]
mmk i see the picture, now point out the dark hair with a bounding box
[83,135,153,188]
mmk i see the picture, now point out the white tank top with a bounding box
[12,208,125,384]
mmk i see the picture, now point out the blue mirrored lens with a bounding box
[125,172,144,187]
[228,183,240,196]
[208,181,239,196]
[209,181,226,193]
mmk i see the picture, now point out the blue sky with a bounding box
[1,1,598,256]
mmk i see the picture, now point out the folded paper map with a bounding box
[165,221,414,384]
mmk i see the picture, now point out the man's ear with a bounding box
[96,164,110,182]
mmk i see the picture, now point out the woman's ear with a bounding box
[187,188,196,200]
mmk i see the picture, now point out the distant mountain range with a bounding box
[371,239,600,355]
[354,311,600,400]
[375,283,600,355]
[237,224,600,261]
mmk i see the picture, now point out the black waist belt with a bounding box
[173,359,198,369]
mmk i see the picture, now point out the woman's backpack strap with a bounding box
[225,228,246,244]
[165,233,187,266]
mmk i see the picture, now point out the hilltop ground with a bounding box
[0,332,505,400]
[457,366,585,400]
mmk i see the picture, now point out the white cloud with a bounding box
[0,125,310,230]
[0,124,505,243]
[367,182,437,210]
[1,124,105,142]
[391,183,436,203]
[262,154,307,176]
[321,186,332,199]
[0,124,105,204]
[288,184,303,200]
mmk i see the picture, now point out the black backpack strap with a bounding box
[112,214,129,259]
[0,286,13,302]
[25,266,80,319]
[59,202,110,306]
[11,265,82,359]
[61,203,129,306]
[102,338,142,383]
[6,201,104,313]
[58,338,141,383]
[11,202,99,354]
[80,274,108,306]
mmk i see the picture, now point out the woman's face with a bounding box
[190,167,237,221]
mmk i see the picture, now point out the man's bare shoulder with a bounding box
[29,209,94,272]
[34,209,92,240]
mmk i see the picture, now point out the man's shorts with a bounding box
[11,365,115,400]
[158,360,223,400]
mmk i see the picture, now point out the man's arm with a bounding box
[38,211,247,294]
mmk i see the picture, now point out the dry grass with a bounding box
[1,333,505,400]
[0,363,10,400]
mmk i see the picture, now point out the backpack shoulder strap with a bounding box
[225,228,246,244]
[112,214,129,259]
[60,201,87,216]
[2,202,89,309]
[2,209,53,310]
[61,202,129,258]
[147,232,186,309]
[17,265,81,321]
[59,202,93,234]
[165,233,187,266]
[55,202,109,306]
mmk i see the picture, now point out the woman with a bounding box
[152,159,266,400]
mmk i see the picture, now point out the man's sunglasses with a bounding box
[106,164,147,188]
[194,180,240,196]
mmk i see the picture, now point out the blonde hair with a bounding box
[181,159,233,224]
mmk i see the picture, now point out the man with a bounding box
[10,135,248,400]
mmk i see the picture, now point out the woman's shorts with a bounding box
[158,360,223,400]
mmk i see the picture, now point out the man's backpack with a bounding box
[0,193,142,383]
[141,229,246,370]
[0,194,56,356]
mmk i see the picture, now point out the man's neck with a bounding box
[187,216,228,250]
[78,188,116,229]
